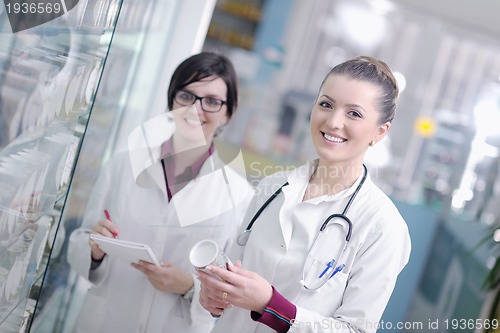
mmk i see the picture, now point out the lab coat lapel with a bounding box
[127,111,174,196]
[169,151,251,227]
[279,161,314,249]
[144,161,168,198]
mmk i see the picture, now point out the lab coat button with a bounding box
[280,244,285,250]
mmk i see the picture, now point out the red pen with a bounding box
[104,209,118,238]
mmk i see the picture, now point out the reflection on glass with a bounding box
[0,0,124,331]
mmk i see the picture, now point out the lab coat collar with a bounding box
[279,161,314,249]
[127,111,226,193]
[279,160,371,248]
[284,159,369,202]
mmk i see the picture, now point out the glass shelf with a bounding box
[1,0,213,331]
[0,1,124,332]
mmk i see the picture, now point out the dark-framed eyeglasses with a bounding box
[174,90,226,113]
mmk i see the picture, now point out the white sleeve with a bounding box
[189,177,255,326]
[185,272,216,326]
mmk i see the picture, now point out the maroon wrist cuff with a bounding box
[250,286,296,333]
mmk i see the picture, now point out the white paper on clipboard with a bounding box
[89,234,161,266]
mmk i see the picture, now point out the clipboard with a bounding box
[89,234,161,266]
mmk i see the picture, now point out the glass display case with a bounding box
[1,0,216,331]
[0,1,124,332]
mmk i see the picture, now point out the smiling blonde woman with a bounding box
[198,56,411,333]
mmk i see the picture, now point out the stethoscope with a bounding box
[236,164,368,290]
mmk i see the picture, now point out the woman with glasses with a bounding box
[197,56,411,333]
[67,52,254,333]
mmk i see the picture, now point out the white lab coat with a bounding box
[67,114,254,333]
[213,160,411,333]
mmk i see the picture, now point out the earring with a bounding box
[369,140,376,146]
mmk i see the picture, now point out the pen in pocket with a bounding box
[329,264,345,279]
[319,259,335,279]
[104,209,118,238]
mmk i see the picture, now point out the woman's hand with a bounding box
[131,261,194,295]
[88,218,120,261]
[197,261,273,315]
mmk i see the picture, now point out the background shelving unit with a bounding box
[205,0,265,51]
[0,1,124,332]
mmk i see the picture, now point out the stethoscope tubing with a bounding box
[237,165,368,247]
[243,182,288,232]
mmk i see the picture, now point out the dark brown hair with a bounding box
[167,52,238,119]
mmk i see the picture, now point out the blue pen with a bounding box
[318,260,335,278]
[329,264,345,279]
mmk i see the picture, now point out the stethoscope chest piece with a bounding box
[237,230,251,246]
